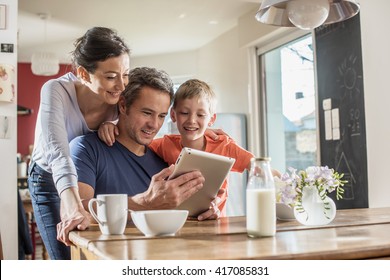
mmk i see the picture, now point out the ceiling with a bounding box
[18,0,261,64]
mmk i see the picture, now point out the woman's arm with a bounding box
[38,78,91,245]
[57,188,91,246]
[38,80,80,193]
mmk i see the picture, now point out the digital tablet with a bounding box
[169,147,236,217]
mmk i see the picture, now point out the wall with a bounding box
[134,28,250,113]
[197,27,249,114]
[0,0,18,260]
[17,63,70,156]
[132,50,198,84]
[359,0,390,207]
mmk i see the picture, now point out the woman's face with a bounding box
[87,53,130,104]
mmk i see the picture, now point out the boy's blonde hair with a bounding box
[172,79,217,114]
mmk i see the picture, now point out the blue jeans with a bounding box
[28,162,70,260]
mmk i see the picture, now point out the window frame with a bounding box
[249,29,321,171]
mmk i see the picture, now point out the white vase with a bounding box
[293,186,336,226]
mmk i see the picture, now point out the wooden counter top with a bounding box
[70,207,390,260]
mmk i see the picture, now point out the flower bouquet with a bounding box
[276,166,347,225]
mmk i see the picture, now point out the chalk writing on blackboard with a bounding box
[337,53,363,138]
[336,152,356,200]
[349,108,361,137]
[337,53,363,100]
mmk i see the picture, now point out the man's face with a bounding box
[118,86,171,151]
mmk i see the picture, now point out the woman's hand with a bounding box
[97,122,118,146]
[57,188,92,246]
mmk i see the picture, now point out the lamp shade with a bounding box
[255,0,360,29]
[31,52,60,76]
[287,0,330,30]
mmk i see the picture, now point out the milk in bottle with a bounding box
[246,157,276,237]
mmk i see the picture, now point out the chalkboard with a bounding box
[315,14,368,209]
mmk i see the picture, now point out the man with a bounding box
[69,67,209,219]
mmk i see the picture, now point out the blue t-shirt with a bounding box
[70,133,168,196]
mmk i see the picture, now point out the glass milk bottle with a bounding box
[246,157,276,237]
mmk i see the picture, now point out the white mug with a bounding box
[88,194,128,235]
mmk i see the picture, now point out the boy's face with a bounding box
[171,97,216,143]
[118,86,170,149]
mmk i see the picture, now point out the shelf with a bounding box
[17,105,33,115]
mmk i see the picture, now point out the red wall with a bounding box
[17,63,71,156]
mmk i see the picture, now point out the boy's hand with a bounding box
[197,188,225,221]
[98,122,119,146]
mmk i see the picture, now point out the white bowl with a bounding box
[130,210,188,237]
[276,203,295,221]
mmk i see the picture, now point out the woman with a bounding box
[28,27,130,259]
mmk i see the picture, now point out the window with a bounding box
[258,34,318,173]
[155,83,181,138]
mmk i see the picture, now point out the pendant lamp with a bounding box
[31,13,59,76]
[255,0,360,30]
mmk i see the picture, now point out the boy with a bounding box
[148,79,254,218]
